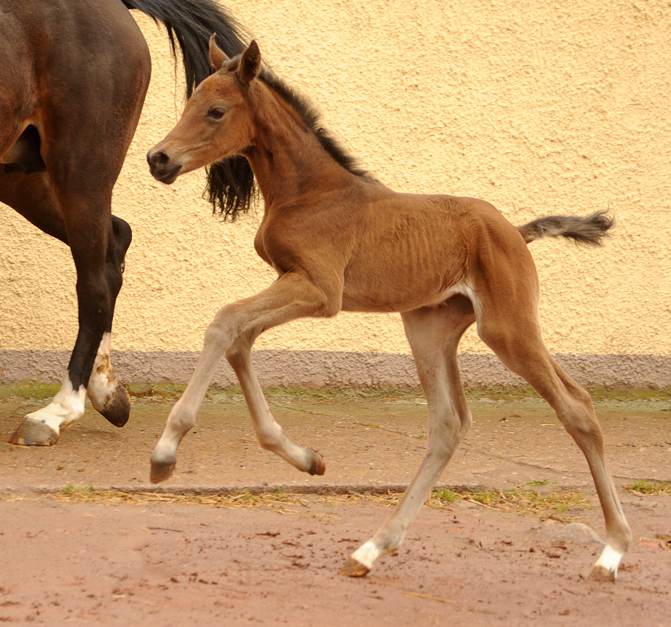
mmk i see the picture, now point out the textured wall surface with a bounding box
[1,1,671,385]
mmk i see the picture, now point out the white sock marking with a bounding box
[594,544,623,576]
[351,541,380,570]
[25,377,86,433]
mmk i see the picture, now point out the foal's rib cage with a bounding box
[147,38,630,582]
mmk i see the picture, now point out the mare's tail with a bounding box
[517,210,614,246]
[121,0,254,219]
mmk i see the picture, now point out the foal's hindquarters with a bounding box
[151,196,630,582]
[342,208,632,581]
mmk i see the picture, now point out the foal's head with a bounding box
[147,37,261,184]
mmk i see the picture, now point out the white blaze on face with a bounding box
[87,332,119,412]
[25,377,87,433]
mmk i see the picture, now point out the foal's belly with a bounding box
[341,251,467,313]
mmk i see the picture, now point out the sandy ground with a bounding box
[1,387,670,626]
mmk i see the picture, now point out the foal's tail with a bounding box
[122,0,254,219]
[517,210,614,246]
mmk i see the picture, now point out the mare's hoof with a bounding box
[340,557,370,578]
[98,385,131,428]
[307,450,326,476]
[150,456,176,484]
[9,419,59,446]
[589,565,616,582]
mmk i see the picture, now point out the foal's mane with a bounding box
[259,70,369,180]
[210,64,370,220]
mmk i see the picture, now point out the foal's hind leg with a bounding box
[1,173,132,443]
[476,299,631,581]
[151,272,336,483]
[343,296,475,576]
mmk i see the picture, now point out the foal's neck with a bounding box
[244,81,353,207]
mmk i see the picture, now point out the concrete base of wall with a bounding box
[1,349,671,390]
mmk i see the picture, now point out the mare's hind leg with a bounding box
[1,172,132,444]
[476,294,631,581]
[151,272,334,483]
[85,215,132,427]
[342,296,475,576]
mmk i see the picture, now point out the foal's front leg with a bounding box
[225,334,325,475]
[150,272,335,483]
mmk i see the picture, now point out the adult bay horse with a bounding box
[0,0,254,446]
[147,39,632,582]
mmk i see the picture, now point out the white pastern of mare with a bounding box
[25,377,87,433]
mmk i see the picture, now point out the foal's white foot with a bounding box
[340,541,380,577]
[589,545,624,582]
[8,380,86,446]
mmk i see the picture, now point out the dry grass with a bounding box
[429,487,588,521]
[0,484,592,522]
[623,480,671,496]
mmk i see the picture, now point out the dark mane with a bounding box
[208,63,370,221]
[259,69,369,180]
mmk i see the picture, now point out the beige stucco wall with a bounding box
[1,1,671,368]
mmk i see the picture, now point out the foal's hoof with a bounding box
[9,419,59,446]
[589,565,617,582]
[340,557,370,578]
[98,385,131,428]
[307,450,326,476]
[150,456,176,484]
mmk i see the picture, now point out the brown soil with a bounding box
[1,388,670,625]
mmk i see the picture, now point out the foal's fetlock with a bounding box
[150,452,177,484]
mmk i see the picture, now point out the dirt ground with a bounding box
[1,386,670,626]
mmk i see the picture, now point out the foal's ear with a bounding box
[209,34,229,71]
[239,40,261,85]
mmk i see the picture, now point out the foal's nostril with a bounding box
[148,150,170,168]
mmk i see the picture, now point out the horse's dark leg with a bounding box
[85,215,132,427]
[1,0,150,446]
[0,172,133,444]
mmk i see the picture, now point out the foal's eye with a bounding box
[208,108,226,121]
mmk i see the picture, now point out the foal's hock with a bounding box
[147,38,631,581]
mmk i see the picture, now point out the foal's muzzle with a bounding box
[147,149,182,184]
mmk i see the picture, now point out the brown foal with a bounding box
[147,38,631,581]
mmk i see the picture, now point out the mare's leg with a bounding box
[1,173,133,443]
[4,3,149,445]
[84,215,132,427]
[342,296,475,576]
[150,272,337,483]
[474,272,631,581]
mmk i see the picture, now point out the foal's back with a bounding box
[308,178,535,314]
